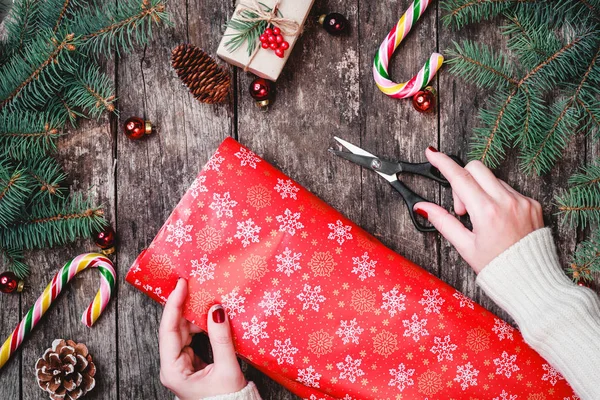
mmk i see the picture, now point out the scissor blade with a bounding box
[333,137,376,158]
[328,149,378,170]
[332,137,398,183]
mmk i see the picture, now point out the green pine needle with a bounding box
[0,161,34,228]
[0,110,65,160]
[568,230,600,282]
[0,246,28,279]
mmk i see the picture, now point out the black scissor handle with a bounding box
[389,180,437,232]
[399,155,464,186]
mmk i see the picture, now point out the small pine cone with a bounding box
[171,44,230,104]
[36,339,96,400]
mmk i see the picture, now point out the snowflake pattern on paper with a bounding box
[418,289,445,314]
[542,363,564,386]
[336,355,365,383]
[234,147,262,168]
[276,208,304,235]
[336,318,364,345]
[274,178,299,199]
[203,150,225,171]
[234,218,261,247]
[351,252,376,281]
[209,192,237,218]
[430,335,457,362]
[189,254,215,284]
[492,318,515,341]
[328,220,353,245]
[381,287,406,317]
[297,366,321,388]
[493,351,520,378]
[388,363,415,391]
[165,219,193,248]
[241,316,269,345]
[297,284,326,311]
[454,362,479,390]
[222,288,246,319]
[275,247,302,276]
[452,291,475,309]
[189,175,208,198]
[258,290,286,317]
[493,390,517,400]
[402,314,429,342]
[270,338,298,365]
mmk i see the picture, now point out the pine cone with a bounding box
[171,44,230,104]
[36,339,96,400]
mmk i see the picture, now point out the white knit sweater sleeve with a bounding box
[476,227,600,400]
[201,382,262,400]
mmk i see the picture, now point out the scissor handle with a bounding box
[399,155,464,186]
[389,180,437,232]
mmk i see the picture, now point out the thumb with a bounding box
[414,202,473,254]
[206,304,240,370]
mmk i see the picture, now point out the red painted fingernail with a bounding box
[415,208,428,219]
[212,305,226,323]
[427,146,438,153]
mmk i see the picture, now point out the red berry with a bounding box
[275,48,285,58]
[259,34,267,42]
[268,35,276,43]
[280,41,289,50]
[276,34,284,44]
[270,42,278,50]
[273,27,281,35]
[264,28,273,35]
[261,42,269,49]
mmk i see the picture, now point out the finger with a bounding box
[414,202,474,255]
[206,304,240,370]
[426,149,490,211]
[464,161,508,199]
[498,179,520,196]
[452,190,467,216]
[189,323,203,334]
[159,279,188,363]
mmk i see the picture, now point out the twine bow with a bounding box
[236,0,300,71]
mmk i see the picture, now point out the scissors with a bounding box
[329,137,463,232]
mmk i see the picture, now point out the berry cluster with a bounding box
[259,26,289,58]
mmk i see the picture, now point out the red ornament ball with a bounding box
[319,13,348,35]
[412,87,436,113]
[94,226,117,255]
[124,116,152,140]
[0,271,24,294]
[249,78,274,108]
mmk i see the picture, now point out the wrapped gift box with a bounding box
[126,137,575,398]
[216,0,315,81]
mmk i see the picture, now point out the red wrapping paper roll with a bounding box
[126,137,575,399]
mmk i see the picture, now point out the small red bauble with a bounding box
[319,13,348,35]
[249,77,274,109]
[94,226,117,255]
[0,271,24,294]
[412,87,436,113]
[124,116,152,140]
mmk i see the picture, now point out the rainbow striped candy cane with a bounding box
[373,0,444,99]
[0,253,115,369]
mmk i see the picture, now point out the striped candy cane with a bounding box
[373,0,444,99]
[0,253,115,369]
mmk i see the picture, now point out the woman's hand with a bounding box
[159,279,246,400]
[414,148,544,273]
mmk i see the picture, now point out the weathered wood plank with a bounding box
[115,0,234,398]
[0,279,20,398]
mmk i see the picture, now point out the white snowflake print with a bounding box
[189,175,208,198]
[258,290,286,317]
[430,335,457,361]
[222,288,246,318]
[297,284,326,311]
[203,150,225,171]
[336,318,364,345]
[493,351,520,378]
[493,390,518,400]
[328,220,353,245]
[336,355,365,383]
[351,252,377,281]
[234,147,261,169]
[388,363,415,391]
[542,363,564,386]
[209,192,238,218]
[270,338,298,365]
[166,219,193,248]
[234,218,261,247]
[381,287,406,317]
[454,362,479,390]
[342,395,354,400]
[492,318,515,341]
[563,396,580,400]
[275,247,302,276]
[452,291,475,309]
[274,178,299,200]
[297,366,321,388]
[418,288,445,314]
[241,316,269,345]
[305,396,325,400]
[402,313,429,342]
[189,254,215,284]
[276,208,304,235]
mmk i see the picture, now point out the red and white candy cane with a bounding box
[0,253,115,369]
[373,0,444,99]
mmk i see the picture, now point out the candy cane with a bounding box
[373,0,444,99]
[0,253,115,369]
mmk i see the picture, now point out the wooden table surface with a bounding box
[1,0,597,398]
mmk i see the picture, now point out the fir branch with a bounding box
[3,0,42,57]
[0,110,64,160]
[0,161,34,228]
[64,66,116,117]
[0,246,28,279]
[569,231,600,282]
[441,0,533,29]
[556,187,600,228]
[23,156,67,200]
[567,159,600,190]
